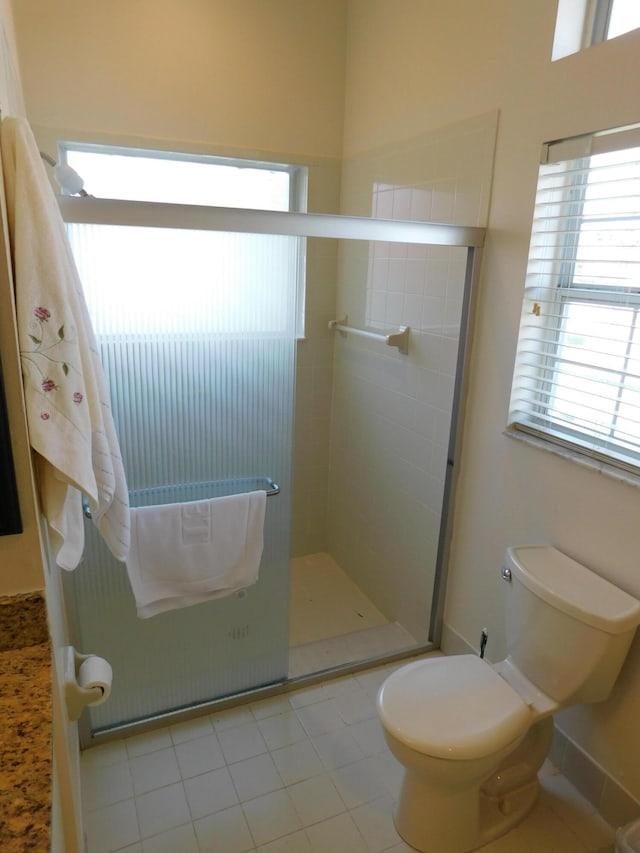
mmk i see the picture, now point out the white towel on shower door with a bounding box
[125,490,266,618]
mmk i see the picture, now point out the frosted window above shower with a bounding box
[60,144,305,210]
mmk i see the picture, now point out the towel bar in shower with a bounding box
[329,315,410,355]
[82,477,280,519]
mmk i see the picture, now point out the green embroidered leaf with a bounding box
[58,325,65,340]
[29,335,41,345]
[62,363,69,376]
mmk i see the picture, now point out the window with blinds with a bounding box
[508,124,640,474]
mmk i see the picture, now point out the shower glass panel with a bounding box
[60,191,484,737]
[325,241,471,651]
[66,222,299,733]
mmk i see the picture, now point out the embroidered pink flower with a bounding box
[40,412,50,420]
[73,391,83,404]
[41,379,56,392]
[34,307,51,321]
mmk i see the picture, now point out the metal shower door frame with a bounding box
[59,195,485,740]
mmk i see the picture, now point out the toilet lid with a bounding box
[377,655,531,760]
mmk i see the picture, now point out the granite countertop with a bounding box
[0,593,52,852]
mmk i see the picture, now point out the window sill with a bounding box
[502,428,640,490]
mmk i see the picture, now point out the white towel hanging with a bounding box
[1,115,130,568]
[124,490,266,618]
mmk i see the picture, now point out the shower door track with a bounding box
[86,641,439,744]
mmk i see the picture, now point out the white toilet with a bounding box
[377,545,640,853]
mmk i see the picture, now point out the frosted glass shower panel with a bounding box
[69,223,304,337]
[67,222,296,730]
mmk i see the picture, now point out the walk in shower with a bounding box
[59,182,484,742]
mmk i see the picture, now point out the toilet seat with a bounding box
[377,655,531,760]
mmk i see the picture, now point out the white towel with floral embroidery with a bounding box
[0,116,130,569]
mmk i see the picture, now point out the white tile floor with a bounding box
[81,659,617,853]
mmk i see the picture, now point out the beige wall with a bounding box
[342,0,640,802]
[11,0,347,159]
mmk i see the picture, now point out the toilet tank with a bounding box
[503,546,640,705]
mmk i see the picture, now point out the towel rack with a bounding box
[82,477,280,519]
[329,315,410,355]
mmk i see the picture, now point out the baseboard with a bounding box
[550,727,640,829]
[440,622,640,830]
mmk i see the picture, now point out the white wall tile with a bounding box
[330,115,497,639]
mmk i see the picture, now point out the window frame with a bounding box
[552,0,640,60]
[590,0,614,44]
[589,0,640,45]
[508,126,640,476]
[58,141,308,214]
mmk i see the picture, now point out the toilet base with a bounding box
[394,771,540,853]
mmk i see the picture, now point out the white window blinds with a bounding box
[508,125,640,474]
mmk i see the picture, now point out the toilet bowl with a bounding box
[377,545,640,853]
[378,654,551,852]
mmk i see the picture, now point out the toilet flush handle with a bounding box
[501,566,512,582]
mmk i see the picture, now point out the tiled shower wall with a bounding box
[327,112,499,642]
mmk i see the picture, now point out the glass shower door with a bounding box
[66,223,298,735]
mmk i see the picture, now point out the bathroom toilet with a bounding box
[377,545,640,853]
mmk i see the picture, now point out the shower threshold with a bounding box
[289,552,419,678]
